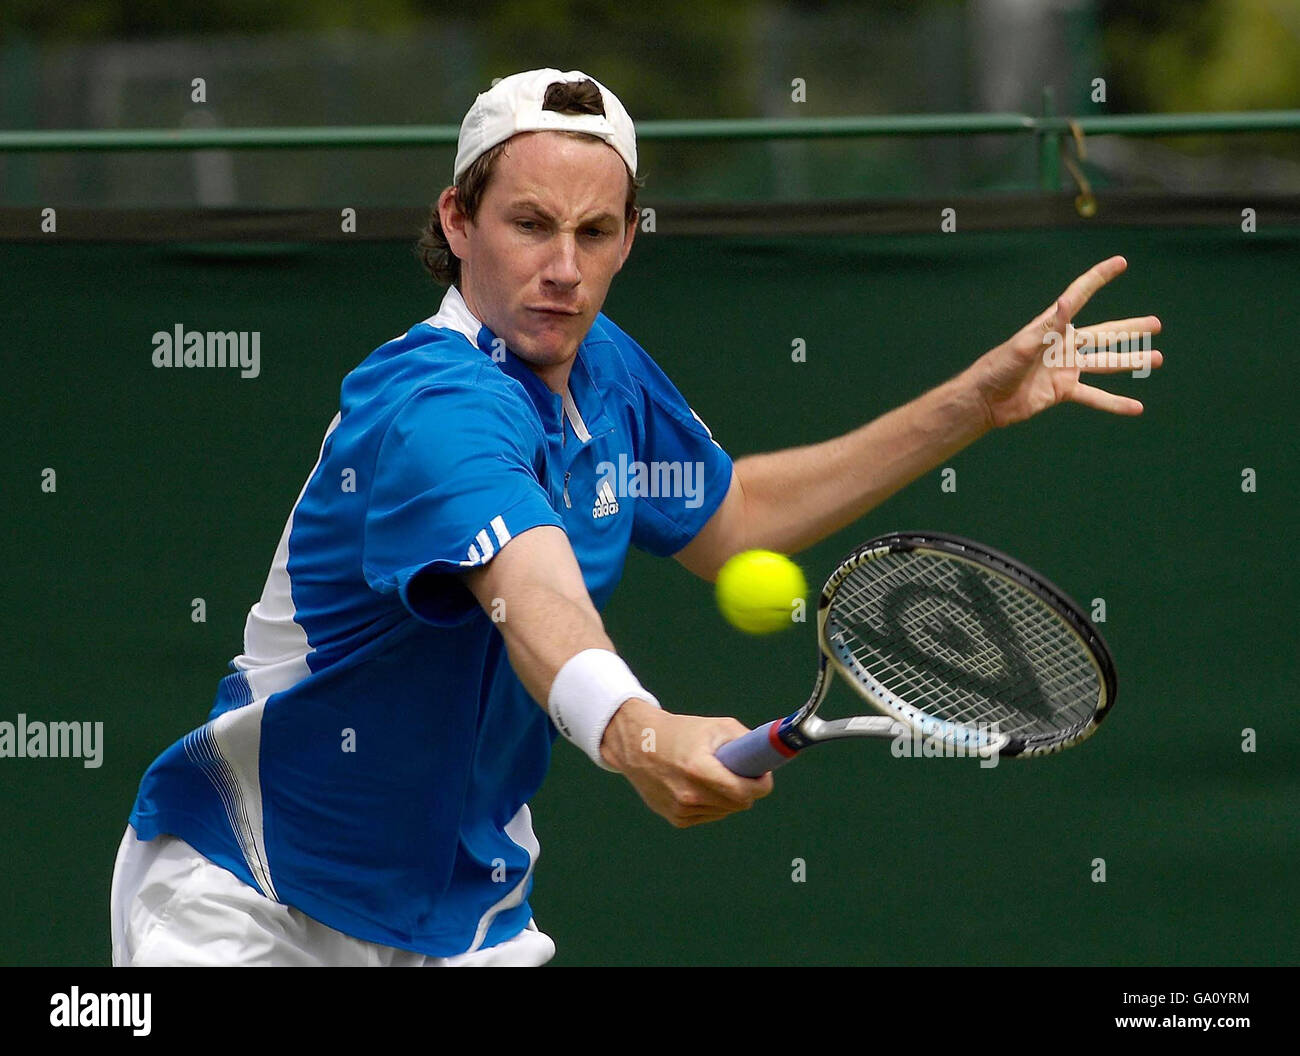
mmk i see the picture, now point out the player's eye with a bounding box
[515,219,541,232]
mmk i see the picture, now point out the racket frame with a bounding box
[767,530,1117,761]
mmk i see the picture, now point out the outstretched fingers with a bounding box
[1077,347,1164,374]
[1068,383,1144,415]
[1078,315,1161,338]
[1039,256,1129,332]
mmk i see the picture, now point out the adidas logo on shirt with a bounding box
[592,480,620,519]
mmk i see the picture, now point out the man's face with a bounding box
[442,131,636,390]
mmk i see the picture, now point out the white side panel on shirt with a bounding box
[233,412,341,700]
[465,802,541,953]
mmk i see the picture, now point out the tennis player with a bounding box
[111,68,1161,967]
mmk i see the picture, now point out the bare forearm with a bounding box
[462,530,771,824]
[461,526,617,707]
[735,368,990,554]
[493,582,615,705]
[676,257,1158,583]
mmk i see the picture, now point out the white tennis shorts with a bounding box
[110,826,556,967]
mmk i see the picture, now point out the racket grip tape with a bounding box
[716,719,799,777]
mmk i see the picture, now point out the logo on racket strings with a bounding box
[837,560,1055,720]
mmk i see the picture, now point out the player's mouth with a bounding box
[527,307,581,316]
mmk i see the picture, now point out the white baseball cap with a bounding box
[452,68,637,183]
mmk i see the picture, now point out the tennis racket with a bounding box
[716,531,1116,776]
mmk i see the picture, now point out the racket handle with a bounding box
[716,719,799,777]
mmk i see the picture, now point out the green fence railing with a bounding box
[2,108,1298,191]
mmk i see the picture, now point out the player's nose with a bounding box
[541,233,582,289]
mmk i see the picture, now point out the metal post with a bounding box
[1038,86,1061,192]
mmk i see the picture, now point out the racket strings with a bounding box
[826,551,1102,744]
[833,576,1093,737]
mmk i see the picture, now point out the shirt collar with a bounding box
[436,285,614,443]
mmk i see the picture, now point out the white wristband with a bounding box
[547,649,661,771]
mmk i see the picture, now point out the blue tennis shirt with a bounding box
[128,285,734,956]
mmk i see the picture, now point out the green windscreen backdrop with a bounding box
[3,223,1296,965]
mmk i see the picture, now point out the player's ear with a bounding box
[439,186,471,256]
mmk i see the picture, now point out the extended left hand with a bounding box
[970,256,1163,429]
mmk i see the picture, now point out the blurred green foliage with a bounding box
[5,0,1298,116]
[0,0,425,37]
[1101,0,1300,111]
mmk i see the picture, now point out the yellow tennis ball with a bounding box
[715,550,807,635]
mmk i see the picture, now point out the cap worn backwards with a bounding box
[453,68,637,183]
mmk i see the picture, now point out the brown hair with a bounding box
[417,78,642,287]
